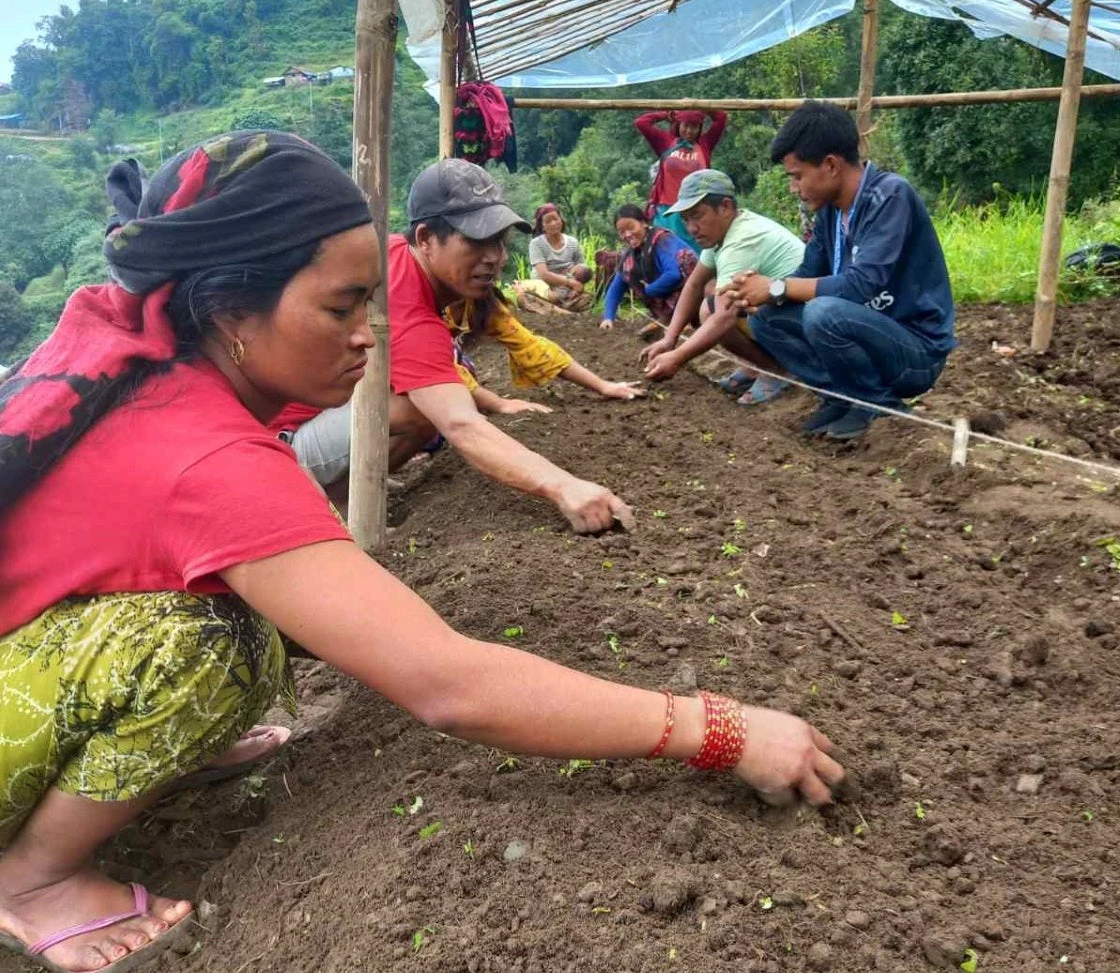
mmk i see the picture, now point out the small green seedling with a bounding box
[463,839,476,858]
[759,896,774,911]
[407,536,418,554]
[392,803,406,817]
[655,576,668,586]
[720,542,742,557]
[411,927,435,953]
[558,759,594,778]
[914,801,927,821]
[496,756,520,773]
[502,625,525,638]
[732,518,746,533]
[271,833,286,844]
[700,430,714,443]
[884,466,900,479]
[591,906,612,915]
[960,948,978,973]
[733,583,747,599]
[530,525,548,533]
[714,655,729,667]
[891,611,908,627]
[1082,809,1094,822]
[962,523,974,536]
[1094,536,1120,570]
[853,822,868,837]
[653,509,668,519]
[482,531,494,542]
[602,559,613,570]
[667,946,678,961]
[652,389,669,401]
[418,821,442,839]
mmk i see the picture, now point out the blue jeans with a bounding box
[751,297,947,408]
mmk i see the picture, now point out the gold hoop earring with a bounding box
[228,337,246,366]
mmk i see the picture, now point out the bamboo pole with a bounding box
[856,0,879,158]
[512,83,1120,112]
[439,0,459,159]
[348,0,397,552]
[1031,0,1092,352]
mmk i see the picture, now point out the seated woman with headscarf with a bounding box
[0,132,844,973]
[599,204,698,336]
[513,203,593,313]
[636,108,728,252]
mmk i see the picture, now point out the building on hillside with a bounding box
[0,113,25,129]
[281,66,315,85]
[261,76,285,88]
[315,66,355,83]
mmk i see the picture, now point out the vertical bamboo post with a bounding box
[1031,0,1091,352]
[856,0,879,158]
[348,0,397,552]
[439,0,459,159]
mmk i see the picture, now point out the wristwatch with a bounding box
[768,278,787,306]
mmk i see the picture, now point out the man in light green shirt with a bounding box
[641,169,803,403]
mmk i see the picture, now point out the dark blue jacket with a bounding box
[797,163,956,355]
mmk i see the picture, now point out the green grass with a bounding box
[934,194,1120,304]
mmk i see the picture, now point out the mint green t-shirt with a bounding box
[699,210,805,288]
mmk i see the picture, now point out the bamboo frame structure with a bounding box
[347,0,397,552]
[1032,0,1093,351]
[511,84,1120,112]
[439,0,459,159]
[856,0,880,158]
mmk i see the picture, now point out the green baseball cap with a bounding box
[665,168,736,214]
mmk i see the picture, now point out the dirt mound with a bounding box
[7,301,1120,973]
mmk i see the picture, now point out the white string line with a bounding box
[628,310,1120,481]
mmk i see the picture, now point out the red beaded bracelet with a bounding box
[646,690,675,758]
[687,691,747,772]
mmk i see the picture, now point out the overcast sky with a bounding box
[0,0,63,84]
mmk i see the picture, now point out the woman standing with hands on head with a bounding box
[0,131,844,973]
[636,108,729,251]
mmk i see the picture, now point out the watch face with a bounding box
[769,279,784,297]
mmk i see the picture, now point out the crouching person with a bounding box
[723,101,956,440]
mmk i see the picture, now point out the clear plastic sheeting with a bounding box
[400,0,1120,93]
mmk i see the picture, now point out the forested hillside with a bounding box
[2,0,1119,360]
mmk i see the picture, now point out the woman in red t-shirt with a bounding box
[0,132,843,973]
[635,108,728,253]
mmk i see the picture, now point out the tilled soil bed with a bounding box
[9,301,1120,973]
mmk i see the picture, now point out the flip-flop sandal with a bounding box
[166,724,291,793]
[736,375,790,406]
[0,883,194,973]
[717,368,754,395]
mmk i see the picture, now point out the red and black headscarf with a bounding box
[0,130,372,511]
[532,203,565,237]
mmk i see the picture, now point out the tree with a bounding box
[0,281,33,360]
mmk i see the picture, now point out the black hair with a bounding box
[406,215,458,245]
[166,240,322,356]
[769,101,860,166]
[698,194,737,211]
[614,204,648,224]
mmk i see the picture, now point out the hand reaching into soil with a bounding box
[639,336,675,364]
[734,706,844,806]
[599,380,646,401]
[555,476,635,533]
[495,398,553,415]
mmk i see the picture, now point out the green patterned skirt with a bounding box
[0,591,292,847]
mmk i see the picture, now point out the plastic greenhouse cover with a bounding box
[401,0,1120,93]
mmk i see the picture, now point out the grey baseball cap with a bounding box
[665,168,737,214]
[407,159,531,239]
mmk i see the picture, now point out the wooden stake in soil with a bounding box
[950,417,971,470]
[439,0,459,160]
[1031,0,1092,353]
[856,0,879,159]
[348,0,396,552]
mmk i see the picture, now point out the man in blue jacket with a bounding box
[724,101,956,440]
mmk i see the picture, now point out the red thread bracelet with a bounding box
[687,691,747,772]
[647,690,675,758]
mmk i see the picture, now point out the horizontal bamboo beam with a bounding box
[512,84,1120,112]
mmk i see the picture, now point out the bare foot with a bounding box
[0,867,192,971]
[202,724,290,771]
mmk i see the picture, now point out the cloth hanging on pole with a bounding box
[454,82,518,170]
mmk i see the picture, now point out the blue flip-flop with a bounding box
[736,375,789,406]
[717,368,754,395]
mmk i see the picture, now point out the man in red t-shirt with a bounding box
[277,160,636,534]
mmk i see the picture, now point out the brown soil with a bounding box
[7,301,1120,973]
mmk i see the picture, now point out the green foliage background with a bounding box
[1,0,1119,359]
